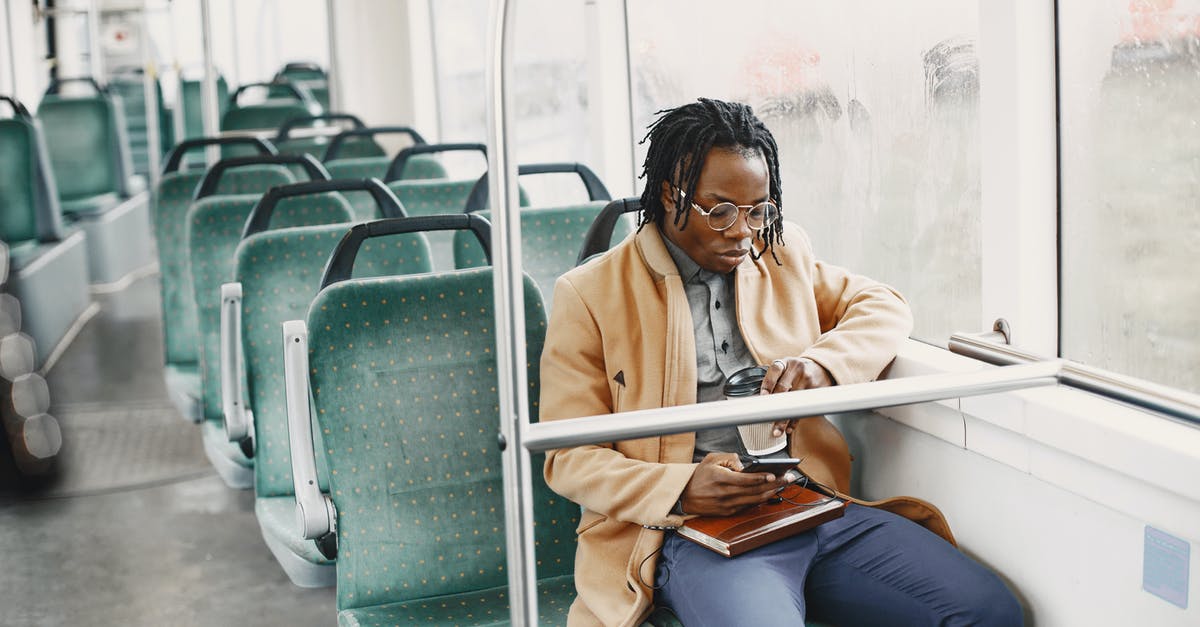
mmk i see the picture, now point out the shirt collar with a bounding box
[659,229,737,289]
[660,230,706,284]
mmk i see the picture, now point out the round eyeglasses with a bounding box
[689,199,780,232]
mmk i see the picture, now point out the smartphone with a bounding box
[739,457,800,478]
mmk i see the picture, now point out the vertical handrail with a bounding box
[199,0,220,165]
[86,0,104,81]
[487,0,537,625]
[3,0,17,95]
[139,1,162,188]
[324,0,342,112]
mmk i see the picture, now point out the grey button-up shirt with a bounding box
[662,235,759,462]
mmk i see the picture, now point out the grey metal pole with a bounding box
[139,0,161,184]
[2,0,17,95]
[199,0,220,164]
[324,0,341,112]
[87,0,104,81]
[486,0,537,624]
[523,361,1064,452]
[226,0,239,89]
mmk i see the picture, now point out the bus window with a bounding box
[1059,0,1200,393]
[626,1,982,345]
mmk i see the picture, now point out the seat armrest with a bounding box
[220,282,252,443]
[282,320,336,540]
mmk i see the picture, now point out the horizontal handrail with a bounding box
[950,333,1200,425]
[523,361,1063,452]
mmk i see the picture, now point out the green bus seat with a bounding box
[107,68,173,177]
[179,74,230,140]
[454,201,625,312]
[454,162,616,310]
[38,80,139,215]
[0,95,90,369]
[327,157,447,221]
[38,78,155,286]
[322,125,428,163]
[384,179,529,271]
[273,63,330,110]
[575,197,642,266]
[228,186,429,585]
[275,113,366,158]
[153,137,280,422]
[188,189,350,487]
[222,80,322,134]
[300,258,578,625]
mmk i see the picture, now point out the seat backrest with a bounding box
[454,201,625,311]
[306,267,578,610]
[0,118,40,244]
[274,113,366,159]
[223,80,321,133]
[156,164,294,366]
[180,75,230,140]
[384,179,476,270]
[576,197,643,265]
[326,157,448,220]
[37,94,126,203]
[187,190,352,422]
[0,108,65,246]
[221,100,313,133]
[237,224,433,497]
[385,179,529,272]
[106,70,173,175]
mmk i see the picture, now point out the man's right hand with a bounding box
[678,452,789,517]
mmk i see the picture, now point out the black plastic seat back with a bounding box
[577,197,642,265]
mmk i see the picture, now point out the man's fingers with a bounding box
[760,358,786,394]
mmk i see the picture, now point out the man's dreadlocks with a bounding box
[637,98,785,262]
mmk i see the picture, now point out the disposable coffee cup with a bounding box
[723,365,787,456]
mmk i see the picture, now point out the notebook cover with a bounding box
[676,484,848,557]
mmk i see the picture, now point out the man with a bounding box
[541,98,1021,626]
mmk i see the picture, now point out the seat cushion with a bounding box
[200,418,253,468]
[336,575,575,627]
[60,191,122,216]
[255,496,334,566]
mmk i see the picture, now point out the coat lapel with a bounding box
[635,227,698,463]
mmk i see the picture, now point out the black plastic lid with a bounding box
[723,365,767,398]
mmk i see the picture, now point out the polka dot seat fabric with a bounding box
[305,268,580,625]
[235,224,433,574]
[386,180,529,272]
[326,157,449,221]
[453,201,630,313]
[154,165,296,370]
[187,192,354,484]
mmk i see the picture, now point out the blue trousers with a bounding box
[655,504,1023,626]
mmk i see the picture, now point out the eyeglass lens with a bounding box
[707,202,779,230]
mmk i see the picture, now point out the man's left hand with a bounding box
[760,357,833,437]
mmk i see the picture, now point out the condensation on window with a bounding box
[627,1,981,345]
[430,0,591,201]
[1059,0,1200,393]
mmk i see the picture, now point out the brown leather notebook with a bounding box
[676,484,848,557]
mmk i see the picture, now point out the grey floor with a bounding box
[0,274,336,626]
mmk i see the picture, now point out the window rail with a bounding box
[520,361,1061,453]
[950,332,1200,426]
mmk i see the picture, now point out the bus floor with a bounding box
[0,271,335,627]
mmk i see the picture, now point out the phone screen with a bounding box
[739,457,800,478]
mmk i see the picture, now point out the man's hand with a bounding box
[678,452,788,517]
[760,357,833,437]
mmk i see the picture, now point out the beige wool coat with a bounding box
[541,221,949,627]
